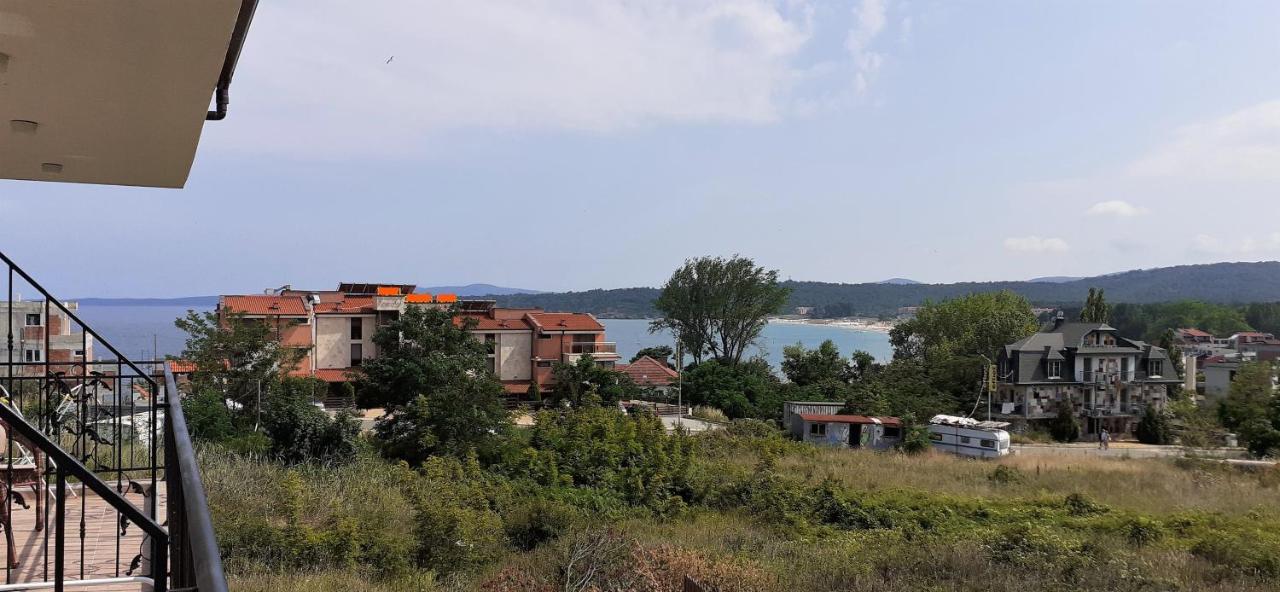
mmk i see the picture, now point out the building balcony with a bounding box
[563,342,620,363]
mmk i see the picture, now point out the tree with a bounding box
[889,291,1038,362]
[374,380,512,465]
[1134,406,1172,445]
[650,255,791,365]
[1157,329,1185,378]
[549,355,639,407]
[630,345,675,367]
[262,377,361,464]
[781,340,851,386]
[356,306,494,411]
[1049,399,1080,442]
[681,358,783,419]
[175,309,306,415]
[1217,362,1279,457]
[1080,287,1110,323]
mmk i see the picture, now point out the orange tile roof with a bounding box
[315,368,361,382]
[456,314,532,331]
[527,312,603,332]
[616,356,678,387]
[221,295,308,316]
[166,360,198,374]
[314,296,375,314]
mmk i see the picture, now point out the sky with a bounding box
[3,0,1280,297]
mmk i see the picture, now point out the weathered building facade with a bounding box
[995,314,1181,436]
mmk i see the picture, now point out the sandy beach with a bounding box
[769,316,896,333]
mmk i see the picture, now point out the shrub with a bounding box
[183,388,238,442]
[1135,406,1173,445]
[1049,400,1081,442]
[1123,516,1163,547]
[503,497,581,551]
[1063,493,1108,517]
[691,405,729,424]
[410,457,508,573]
[988,465,1025,485]
[261,384,361,465]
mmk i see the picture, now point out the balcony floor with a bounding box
[2,483,162,591]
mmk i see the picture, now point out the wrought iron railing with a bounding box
[0,251,227,591]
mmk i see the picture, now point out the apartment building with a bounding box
[0,299,93,376]
[217,283,619,395]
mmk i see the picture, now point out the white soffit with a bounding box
[0,1,243,188]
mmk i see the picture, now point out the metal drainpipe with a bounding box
[207,0,260,121]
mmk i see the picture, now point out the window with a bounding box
[73,349,85,357]
[809,423,827,437]
[24,349,40,362]
[980,439,995,448]
[536,360,553,368]
[24,313,40,326]
[883,426,901,439]
[1048,360,1062,379]
[960,436,971,444]
[538,333,553,340]
[928,432,943,441]
[350,317,363,340]
[350,343,363,367]
[1148,360,1163,377]
[484,333,496,355]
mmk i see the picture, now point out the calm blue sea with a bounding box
[74,305,893,365]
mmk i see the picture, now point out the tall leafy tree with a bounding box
[651,255,791,365]
[356,306,494,411]
[781,340,851,386]
[175,310,307,414]
[1080,287,1110,323]
[549,355,639,407]
[889,291,1038,362]
[356,306,512,463]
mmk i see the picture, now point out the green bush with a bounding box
[1135,406,1173,445]
[262,382,361,465]
[1123,516,1163,546]
[1049,400,1081,442]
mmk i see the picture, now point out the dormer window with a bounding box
[1048,360,1062,379]
[1148,360,1163,378]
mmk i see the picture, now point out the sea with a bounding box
[74,305,894,365]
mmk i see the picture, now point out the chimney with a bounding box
[1053,310,1065,330]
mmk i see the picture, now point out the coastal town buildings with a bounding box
[0,299,93,377]
[994,313,1181,436]
[1175,328,1280,397]
[217,283,619,396]
[615,356,680,398]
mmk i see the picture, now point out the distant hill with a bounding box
[1027,276,1083,284]
[491,261,1280,318]
[878,278,922,285]
[422,284,541,296]
[76,296,219,307]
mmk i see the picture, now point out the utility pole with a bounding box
[675,341,683,428]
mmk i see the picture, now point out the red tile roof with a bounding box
[616,356,678,387]
[221,295,308,316]
[527,312,604,332]
[797,413,902,427]
[1178,328,1213,338]
[166,360,197,374]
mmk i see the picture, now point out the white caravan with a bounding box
[927,414,1011,459]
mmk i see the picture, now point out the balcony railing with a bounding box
[565,342,618,356]
[0,251,227,591]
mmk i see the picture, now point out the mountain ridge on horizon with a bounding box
[69,261,1280,310]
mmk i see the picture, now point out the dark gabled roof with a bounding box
[1001,322,1175,384]
[1052,322,1115,348]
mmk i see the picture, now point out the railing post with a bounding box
[54,469,64,592]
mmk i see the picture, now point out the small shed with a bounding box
[789,413,903,450]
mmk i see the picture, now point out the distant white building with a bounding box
[0,299,93,377]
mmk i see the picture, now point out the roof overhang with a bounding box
[0,0,252,188]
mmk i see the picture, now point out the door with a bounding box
[848,425,862,448]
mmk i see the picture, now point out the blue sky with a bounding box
[4,0,1280,297]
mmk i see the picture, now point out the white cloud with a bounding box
[1003,236,1069,254]
[215,0,887,157]
[1086,200,1148,218]
[1127,100,1280,180]
[1190,232,1280,256]
[846,0,889,93]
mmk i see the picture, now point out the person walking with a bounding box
[1099,428,1110,451]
